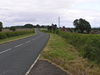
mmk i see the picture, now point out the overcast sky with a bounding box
[0,0,100,27]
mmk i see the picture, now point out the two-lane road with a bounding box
[0,30,49,75]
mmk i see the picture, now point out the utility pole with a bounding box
[58,16,60,28]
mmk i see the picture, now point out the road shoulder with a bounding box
[29,60,69,75]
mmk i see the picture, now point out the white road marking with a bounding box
[0,48,12,54]
[0,35,40,55]
[25,41,31,43]
[14,43,23,48]
[25,55,40,75]
[0,33,45,74]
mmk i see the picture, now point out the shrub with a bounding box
[58,31,100,63]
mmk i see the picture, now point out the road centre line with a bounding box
[0,35,41,55]
[0,48,12,55]
[14,43,24,48]
[25,41,31,43]
[0,40,31,55]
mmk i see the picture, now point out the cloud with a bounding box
[0,0,100,27]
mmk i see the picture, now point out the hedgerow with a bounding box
[58,32,100,64]
[0,29,34,39]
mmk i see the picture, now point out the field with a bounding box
[41,30,100,75]
[0,28,35,44]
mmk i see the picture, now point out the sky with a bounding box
[0,0,100,27]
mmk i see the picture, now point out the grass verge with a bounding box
[0,33,35,44]
[41,33,100,75]
[58,32,100,64]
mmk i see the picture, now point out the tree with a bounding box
[47,25,52,32]
[0,22,3,32]
[52,24,57,31]
[73,18,91,33]
[24,24,34,28]
[47,24,58,33]
[36,24,40,28]
[10,26,16,31]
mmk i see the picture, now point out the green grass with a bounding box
[43,34,78,60]
[0,28,35,44]
[41,33,78,66]
[0,30,35,39]
[58,32,100,64]
[0,33,34,44]
[41,32,100,75]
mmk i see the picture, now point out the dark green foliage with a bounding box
[24,24,34,28]
[58,31,100,64]
[36,24,40,28]
[47,24,58,33]
[73,18,91,33]
[10,27,16,31]
[0,22,3,32]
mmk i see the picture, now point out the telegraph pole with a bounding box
[58,16,60,28]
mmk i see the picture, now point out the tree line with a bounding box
[46,18,92,34]
[0,23,39,32]
[0,18,100,33]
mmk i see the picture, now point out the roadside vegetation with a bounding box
[0,29,35,44]
[0,30,34,39]
[0,33,34,44]
[58,32,100,64]
[41,32,100,75]
[40,18,100,75]
[0,21,35,44]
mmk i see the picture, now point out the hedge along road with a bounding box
[0,29,50,75]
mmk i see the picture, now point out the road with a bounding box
[0,29,49,75]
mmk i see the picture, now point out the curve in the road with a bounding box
[0,30,49,75]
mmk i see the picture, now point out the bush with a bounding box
[58,31,100,63]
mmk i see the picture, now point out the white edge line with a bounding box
[25,54,41,75]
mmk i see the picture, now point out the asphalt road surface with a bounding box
[0,29,49,75]
[29,60,69,75]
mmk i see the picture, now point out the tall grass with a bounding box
[58,32,100,64]
[0,29,34,39]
